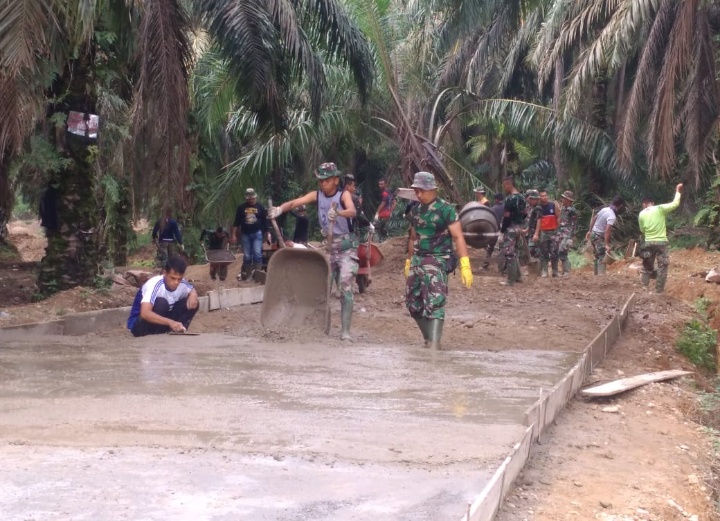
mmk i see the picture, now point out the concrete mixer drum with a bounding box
[458,202,500,249]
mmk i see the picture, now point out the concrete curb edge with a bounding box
[460,292,636,521]
[0,286,265,337]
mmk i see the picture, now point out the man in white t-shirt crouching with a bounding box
[127,255,199,336]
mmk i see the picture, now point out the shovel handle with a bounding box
[268,198,286,248]
[326,202,337,253]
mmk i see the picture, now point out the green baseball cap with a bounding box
[525,189,540,199]
[315,162,341,179]
[410,171,437,190]
[245,187,257,197]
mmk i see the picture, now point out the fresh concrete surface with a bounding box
[0,333,578,520]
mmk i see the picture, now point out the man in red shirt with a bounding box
[373,178,396,242]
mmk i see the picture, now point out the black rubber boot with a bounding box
[551,259,559,277]
[540,260,548,278]
[413,317,430,347]
[239,262,250,281]
[427,319,444,350]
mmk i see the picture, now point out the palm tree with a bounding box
[531,0,720,185]
[0,0,373,294]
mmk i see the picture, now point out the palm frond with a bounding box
[469,98,624,180]
[298,0,374,104]
[0,0,55,73]
[647,0,697,178]
[563,0,661,116]
[617,0,674,169]
[680,12,719,187]
[0,72,43,158]
[133,0,192,211]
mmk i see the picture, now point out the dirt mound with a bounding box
[7,220,46,262]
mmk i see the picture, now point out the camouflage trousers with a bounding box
[539,230,559,261]
[640,242,669,292]
[556,231,573,261]
[329,236,359,308]
[501,225,522,261]
[501,225,522,283]
[406,255,449,320]
[155,241,180,268]
[209,263,228,281]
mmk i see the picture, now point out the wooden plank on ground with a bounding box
[581,370,692,398]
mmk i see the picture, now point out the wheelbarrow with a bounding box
[201,244,235,281]
[356,231,383,293]
[260,200,332,334]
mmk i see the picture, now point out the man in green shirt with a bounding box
[638,183,683,293]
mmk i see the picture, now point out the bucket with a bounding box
[358,243,384,267]
[458,202,499,249]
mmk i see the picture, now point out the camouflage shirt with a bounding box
[558,205,578,236]
[503,192,526,230]
[526,204,543,236]
[409,197,457,256]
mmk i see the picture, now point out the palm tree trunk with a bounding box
[37,55,101,294]
[0,153,12,244]
[553,58,565,188]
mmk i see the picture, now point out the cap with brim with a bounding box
[526,189,540,199]
[246,188,257,197]
[315,162,340,179]
[474,187,487,194]
[345,173,356,182]
[410,171,437,190]
[561,190,575,202]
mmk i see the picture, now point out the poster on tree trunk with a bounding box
[66,111,99,139]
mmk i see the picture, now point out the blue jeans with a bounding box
[241,231,263,264]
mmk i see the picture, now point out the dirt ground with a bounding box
[2,221,720,519]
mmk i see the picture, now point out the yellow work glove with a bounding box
[404,258,411,278]
[459,256,473,289]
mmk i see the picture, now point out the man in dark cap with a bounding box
[231,188,271,281]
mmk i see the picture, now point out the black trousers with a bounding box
[131,297,198,337]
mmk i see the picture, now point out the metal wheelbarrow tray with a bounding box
[260,248,331,335]
[204,248,236,264]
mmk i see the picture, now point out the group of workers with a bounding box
[131,164,683,349]
[472,179,580,285]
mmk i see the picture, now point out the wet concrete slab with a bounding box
[0,334,578,520]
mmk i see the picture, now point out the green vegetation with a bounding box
[676,320,717,371]
[568,250,589,270]
[1,0,719,291]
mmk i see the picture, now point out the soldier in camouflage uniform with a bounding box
[523,190,542,260]
[405,172,473,349]
[269,162,358,340]
[556,190,578,277]
[500,176,527,286]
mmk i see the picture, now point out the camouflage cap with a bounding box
[315,162,340,179]
[245,188,257,197]
[473,186,487,193]
[561,190,575,202]
[410,171,437,190]
[525,189,540,199]
[344,173,356,183]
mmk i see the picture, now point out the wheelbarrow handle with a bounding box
[268,198,286,248]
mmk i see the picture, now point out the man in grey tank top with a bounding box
[269,163,359,340]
